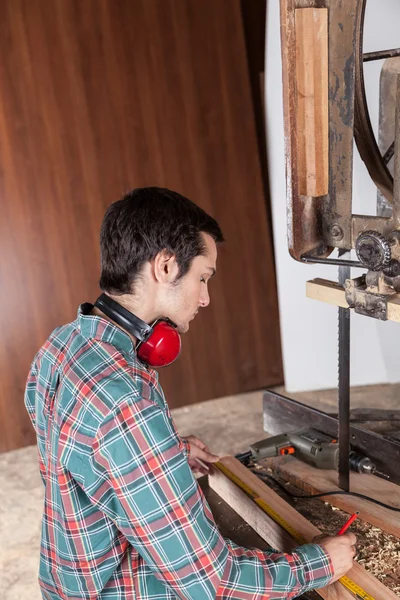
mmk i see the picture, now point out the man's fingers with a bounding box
[190,446,219,463]
[188,459,211,475]
[342,532,357,546]
[189,458,209,471]
[184,435,220,463]
[187,435,207,451]
[193,447,220,463]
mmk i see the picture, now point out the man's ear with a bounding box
[153,250,180,283]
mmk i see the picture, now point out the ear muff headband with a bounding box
[94,293,181,368]
[94,293,152,341]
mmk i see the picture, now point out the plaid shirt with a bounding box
[25,304,334,599]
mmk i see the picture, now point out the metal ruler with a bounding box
[215,461,375,600]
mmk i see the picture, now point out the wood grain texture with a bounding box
[210,467,298,553]
[210,457,397,600]
[0,0,282,452]
[279,0,330,260]
[295,8,328,196]
[306,279,349,308]
[269,456,400,539]
[280,0,360,258]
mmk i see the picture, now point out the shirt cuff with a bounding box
[293,543,334,590]
[181,437,191,459]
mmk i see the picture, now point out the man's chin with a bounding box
[177,322,189,334]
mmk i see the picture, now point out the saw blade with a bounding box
[338,250,351,491]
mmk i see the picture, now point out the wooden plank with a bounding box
[295,8,328,196]
[268,456,400,539]
[209,468,298,553]
[307,277,400,322]
[280,1,359,258]
[280,0,328,260]
[199,477,272,551]
[209,457,397,600]
[388,294,400,321]
[306,278,349,308]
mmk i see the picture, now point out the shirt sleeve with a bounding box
[24,359,47,485]
[79,395,334,599]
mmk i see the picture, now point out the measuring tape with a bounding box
[215,461,375,600]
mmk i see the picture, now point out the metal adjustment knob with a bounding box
[355,230,391,270]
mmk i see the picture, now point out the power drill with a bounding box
[237,428,378,474]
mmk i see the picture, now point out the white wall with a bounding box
[265,0,400,392]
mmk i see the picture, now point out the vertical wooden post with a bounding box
[295,8,328,197]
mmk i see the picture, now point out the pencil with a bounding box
[337,511,359,535]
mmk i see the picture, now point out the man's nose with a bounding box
[199,287,210,308]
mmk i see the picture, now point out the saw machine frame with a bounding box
[281,0,400,275]
[276,0,400,490]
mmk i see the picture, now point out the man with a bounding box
[25,187,356,599]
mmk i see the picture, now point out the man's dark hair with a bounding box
[99,187,224,295]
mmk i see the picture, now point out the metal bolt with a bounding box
[331,224,344,240]
[383,259,400,277]
[388,230,400,246]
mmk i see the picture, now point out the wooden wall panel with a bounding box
[0,0,283,452]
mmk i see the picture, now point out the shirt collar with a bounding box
[77,302,136,358]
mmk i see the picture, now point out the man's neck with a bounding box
[91,294,158,345]
[90,304,139,346]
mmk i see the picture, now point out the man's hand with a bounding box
[183,435,220,475]
[313,533,357,583]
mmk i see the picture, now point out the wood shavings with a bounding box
[261,473,400,595]
[295,494,400,595]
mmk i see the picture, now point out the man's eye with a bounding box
[200,277,206,283]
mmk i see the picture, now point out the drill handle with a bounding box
[250,433,295,460]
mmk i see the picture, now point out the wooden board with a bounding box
[295,8,328,196]
[306,279,350,309]
[266,456,400,539]
[280,0,359,259]
[209,467,298,553]
[199,476,272,551]
[209,457,397,600]
[307,277,400,322]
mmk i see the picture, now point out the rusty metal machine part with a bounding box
[279,1,400,490]
[354,0,394,204]
[281,0,400,263]
[281,0,358,259]
[281,0,400,318]
[355,230,392,270]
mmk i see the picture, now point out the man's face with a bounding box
[164,233,217,334]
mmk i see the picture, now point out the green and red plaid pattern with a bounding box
[25,304,334,599]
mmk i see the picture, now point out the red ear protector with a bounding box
[94,293,181,368]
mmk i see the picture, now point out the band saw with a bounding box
[262,0,400,491]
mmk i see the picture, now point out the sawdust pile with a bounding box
[258,471,400,595]
[296,499,400,595]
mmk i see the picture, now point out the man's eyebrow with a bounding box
[207,267,216,277]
